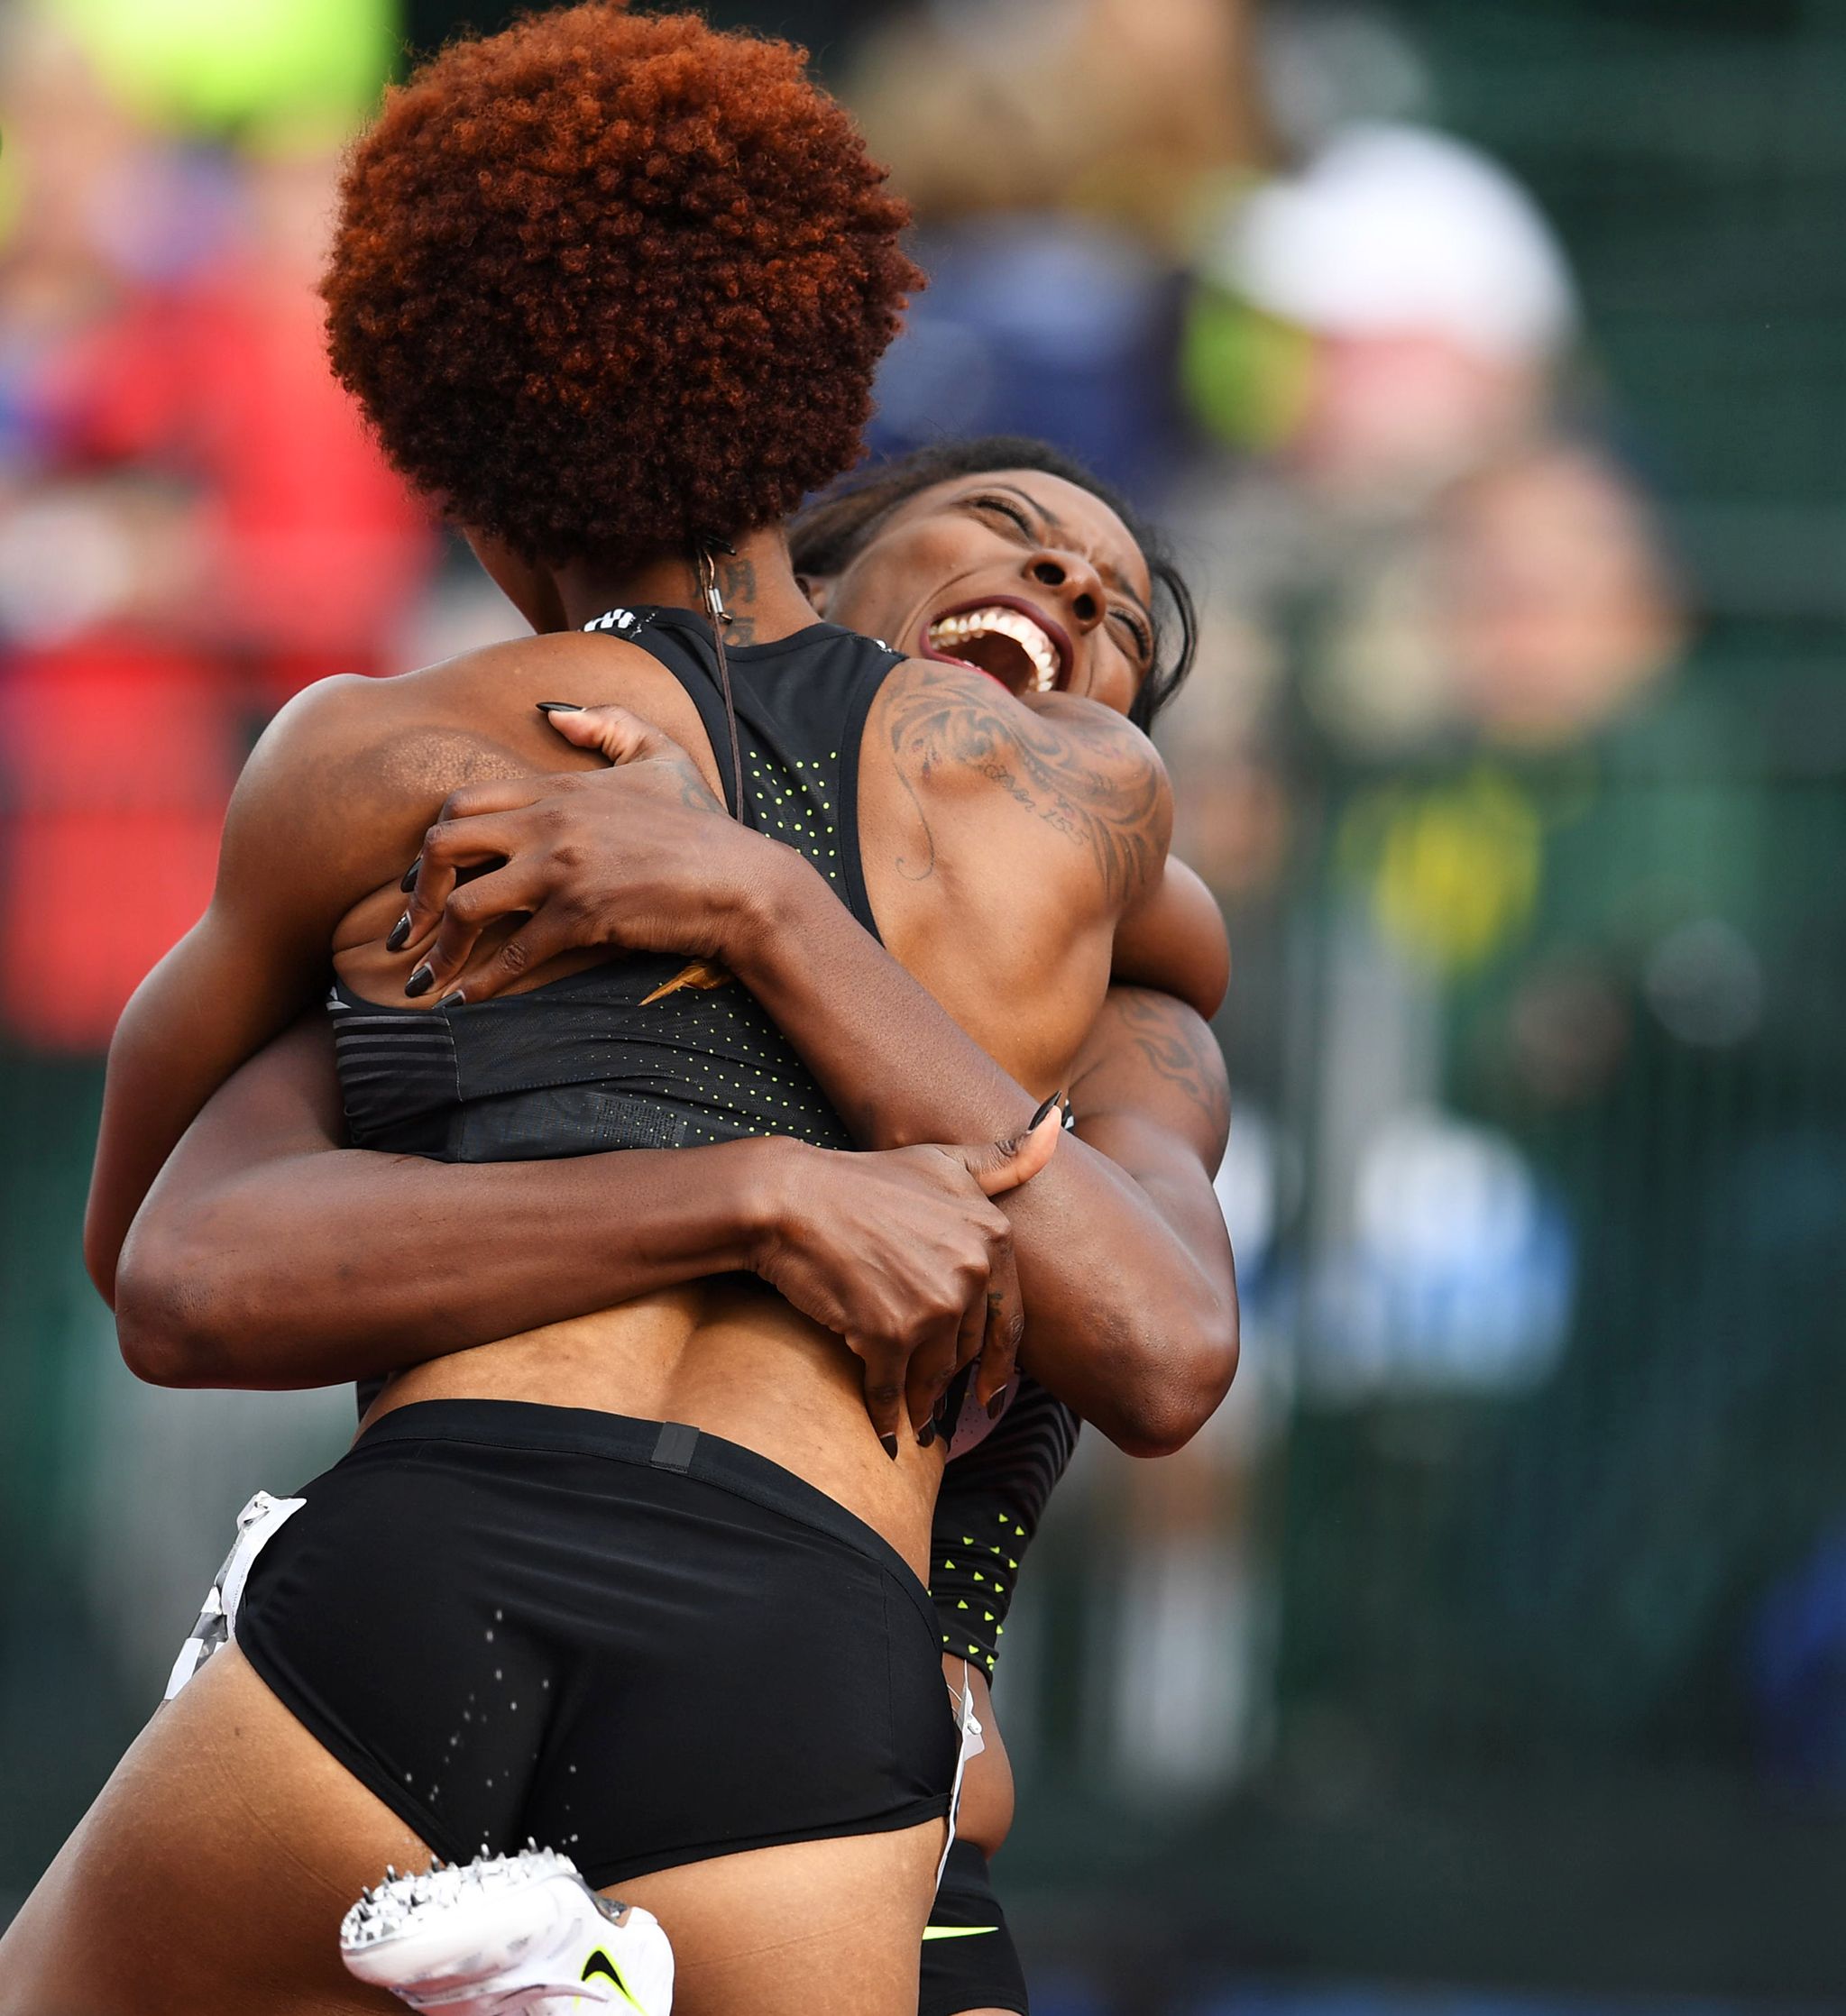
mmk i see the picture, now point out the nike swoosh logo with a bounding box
[582,1947,649,2013]
[923,1924,1000,1942]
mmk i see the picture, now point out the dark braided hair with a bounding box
[790,436,1198,729]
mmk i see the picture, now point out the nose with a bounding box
[1025,548,1106,631]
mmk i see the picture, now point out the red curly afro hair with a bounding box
[321,3,921,564]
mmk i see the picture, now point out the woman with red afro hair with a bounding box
[5,11,1235,2014]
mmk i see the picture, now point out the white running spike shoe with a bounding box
[340,1846,673,2015]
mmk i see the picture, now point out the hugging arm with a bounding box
[116,1013,1052,1425]
[119,981,1231,1451]
[375,705,1239,1452]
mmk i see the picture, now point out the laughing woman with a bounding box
[0,14,1232,2016]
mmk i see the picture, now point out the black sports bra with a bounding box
[329,607,904,1166]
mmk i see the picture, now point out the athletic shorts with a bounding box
[234,1399,960,1887]
[920,1838,1030,2014]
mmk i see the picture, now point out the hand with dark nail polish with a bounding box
[1028,1089,1064,1132]
[917,1420,936,1450]
[879,1432,900,1462]
[404,965,435,999]
[536,701,583,715]
[386,913,411,953]
[400,860,419,893]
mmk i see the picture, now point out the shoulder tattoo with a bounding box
[880,666,1168,907]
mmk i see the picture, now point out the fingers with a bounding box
[440,905,583,1005]
[404,862,554,999]
[973,1233,1024,1415]
[854,1342,908,1461]
[905,1311,968,1442]
[966,1092,1066,1198]
[540,701,681,767]
[394,811,527,955]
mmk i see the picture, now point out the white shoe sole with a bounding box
[340,1848,672,2014]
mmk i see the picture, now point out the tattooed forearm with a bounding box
[1111,990,1232,1144]
[880,666,1169,906]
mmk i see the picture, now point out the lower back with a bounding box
[363,1278,942,1577]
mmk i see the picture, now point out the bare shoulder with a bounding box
[226,632,675,926]
[870,656,1172,912]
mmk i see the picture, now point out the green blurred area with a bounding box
[994,0,1846,2000]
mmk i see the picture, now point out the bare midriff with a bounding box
[364,1281,944,1583]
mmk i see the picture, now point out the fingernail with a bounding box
[917,1420,936,1449]
[386,912,411,953]
[1029,1090,1064,1130]
[438,990,466,1009]
[879,1432,900,1462]
[536,701,583,714]
[987,1390,1008,1419]
[400,860,419,893]
[404,964,435,999]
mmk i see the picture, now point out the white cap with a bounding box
[1221,123,1578,363]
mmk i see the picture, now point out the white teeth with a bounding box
[928,606,1060,692]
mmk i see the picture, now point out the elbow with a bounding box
[1104,1297,1240,1459]
[114,1220,248,1388]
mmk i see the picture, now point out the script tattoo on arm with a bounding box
[880,665,1170,907]
[1108,989,1232,1146]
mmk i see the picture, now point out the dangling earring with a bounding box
[642,536,745,1007]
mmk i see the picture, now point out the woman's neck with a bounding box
[554,527,818,646]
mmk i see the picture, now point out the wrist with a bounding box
[732,1133,817,1274]
[718,841,829,976]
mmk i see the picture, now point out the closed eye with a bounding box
[968,492,1033,536]
[1111,606,1153,662]
[970,490,1153,661]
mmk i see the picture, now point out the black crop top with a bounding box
[329,606,904,1165]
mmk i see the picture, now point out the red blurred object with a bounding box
[0,637,237,1050]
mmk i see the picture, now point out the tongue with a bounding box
[941,628,1036,692]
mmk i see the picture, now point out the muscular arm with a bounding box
[115,1016,792,1387]
[339,687,1235,1451]
[710,857,1236,1452]
[1112,857,1231,1022]
[85,675,427,1305]
[107,678,1237,1453]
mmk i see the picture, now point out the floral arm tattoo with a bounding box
[879,666,1169,908]
[1104,988,1232,1148]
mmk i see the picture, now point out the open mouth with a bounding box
[921,599,1070,695]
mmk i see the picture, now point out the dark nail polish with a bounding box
[400,860,419,893]
[879,1432,900,1462]
[1029,1090,1064,1131]
[404,964,435,999]
[917,1420,936,1449]
[536,701,583,715]
[438,990,466,1009]
[987,1390,1008,1419]
[386,913,411,953]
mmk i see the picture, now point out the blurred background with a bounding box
[4,0,1845,2008]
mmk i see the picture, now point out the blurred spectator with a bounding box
[0,11,432,1051]
[845,0,1268,247]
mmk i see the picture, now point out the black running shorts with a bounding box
[919,1838,1030,2014]
[235,1400,959,1886]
